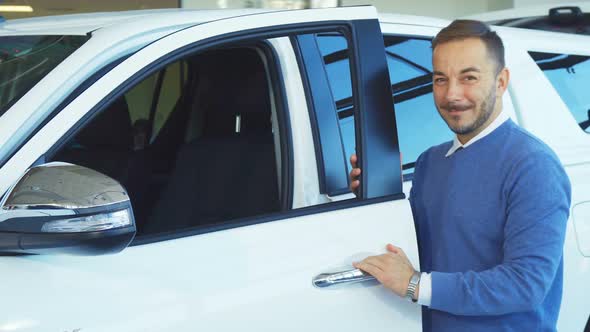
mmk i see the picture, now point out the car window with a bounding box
[124,59,187,149]
[317,34,452,179]
[529,51,590,133]
[0,35,88,117]
[384,36,452,176]
[49,45,282,236]
[152,61,187,139]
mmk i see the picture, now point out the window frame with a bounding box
[294,24,404,199]
[41,31,306,244]
[291,33,350,196]
[314,32,443,181]
[19,19,404,246]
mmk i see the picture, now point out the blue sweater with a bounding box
[410,119,571,332]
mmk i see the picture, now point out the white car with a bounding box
[0,7,588,332]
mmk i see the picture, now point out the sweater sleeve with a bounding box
[409,152,428,274]
[429,151,571,316]
[409,152,424,221]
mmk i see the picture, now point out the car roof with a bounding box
[378,12,449,28]
[0,8,455,37]
[0,8,274,36]
[2,8,587,47]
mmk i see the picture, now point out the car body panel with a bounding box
[573,201,590,257]
[498,28,590,165]
[1,199,419,332]
[0,8,274,36]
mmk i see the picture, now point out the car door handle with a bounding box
[313,268,376,288]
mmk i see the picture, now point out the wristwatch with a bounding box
[405,271,421,303]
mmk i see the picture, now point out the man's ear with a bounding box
[496,67,510,96]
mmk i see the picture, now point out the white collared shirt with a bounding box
[417,110,509,307]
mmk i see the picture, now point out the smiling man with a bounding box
[350,20,571,331]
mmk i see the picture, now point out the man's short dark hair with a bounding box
[432,20,505,74]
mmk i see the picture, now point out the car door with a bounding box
[0,7,421,332]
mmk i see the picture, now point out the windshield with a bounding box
[0,35,89,116]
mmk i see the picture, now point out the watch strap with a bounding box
[405,271,421,303]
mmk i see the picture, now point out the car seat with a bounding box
[145,49,280,234]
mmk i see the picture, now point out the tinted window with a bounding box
[50,47,282,236]
[317,34,452,177]
[125,59,187,148]
[385,36,452,175]
[529,51,590,132]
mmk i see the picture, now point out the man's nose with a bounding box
[445,79,463,102]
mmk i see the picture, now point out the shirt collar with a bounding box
[445,111,510,157]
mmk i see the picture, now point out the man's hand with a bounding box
[353,244,418,299]
[349,154,361,195]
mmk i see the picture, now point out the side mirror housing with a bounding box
[0,162,136,255]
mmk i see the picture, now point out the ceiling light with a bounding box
[0,5,34,13]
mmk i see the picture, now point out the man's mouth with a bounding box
[447,108,469,114]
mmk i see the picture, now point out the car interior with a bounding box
[51,44,283,236]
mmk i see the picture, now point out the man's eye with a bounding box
[434,77,447,84]
[464,76,477,81]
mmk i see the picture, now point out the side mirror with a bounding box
[0,162,136,255]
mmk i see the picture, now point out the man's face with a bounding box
[432,37,502,141]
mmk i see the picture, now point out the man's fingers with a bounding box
[348,154,361,195]
[349,167,361,194]
[355,255,389,271]
[353,261,382,280]
[349,168,361,181]
[365,255,397,271]
[386,244,399,254]
[387,244,409,259]
[350,154,357,168]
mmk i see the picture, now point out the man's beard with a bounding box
[439,85,497,136]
